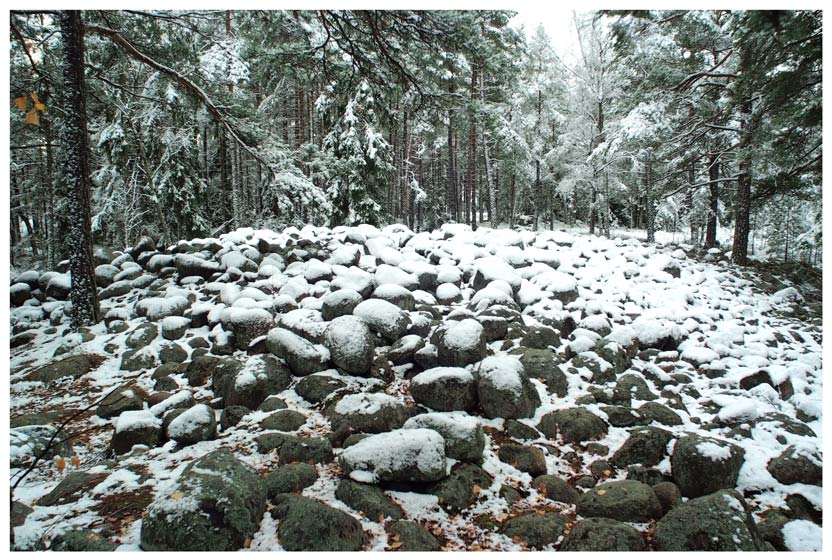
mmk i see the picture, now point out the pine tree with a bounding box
[58,10,100,327]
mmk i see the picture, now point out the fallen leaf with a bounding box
[14,96,27,111]
[25,108,39,126]
[472,484,481,496]
[70,456,81,468]
[597,489,606,496]
[55,456,66,475]
[85,533,101,541]
[169,491,185,500]
[388,542,403,550]
[244,538,252,548]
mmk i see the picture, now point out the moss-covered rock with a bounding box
[532,475,580,504]
[610,426,673,468]
[498,443,547,476]
[653,489,764,551]
[429,462,492,514]
[387,520,440,551]
[272,494,366,551]
[538,408,608,444]
[560,517,645,551]
[335,479,403,521]
[260,410,307,432]
[519,348,567,397]
[576,480,662,522]
[263,463,318,498]
[670,434,745,498]
[501,511,567,549]
[140,449,267,551]
[25,354,105,383]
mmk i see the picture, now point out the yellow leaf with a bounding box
[55,456,66,475]
[472,484,481,496]
[25,109,40,127]
[14,96,28,111]
[597,489,606,496]
[243,538,252,548]
[30,92,40,104]
[85,533,101,541]
[388,542,403,550]
[70,456,81,468]
[169,491,185,500]
[35,102,46,113]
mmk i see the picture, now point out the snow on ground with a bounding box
[8,222,822,551]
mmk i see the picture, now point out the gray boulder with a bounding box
[560,518,645,551]
[671,434,745,498]
[140,448,266,551]
[340,428,446,483]
[576,479,663,522]
[324,316,375,375]
[538,408,608,443]
[476,355,540,419]
[436,319,486,367]
[767,445,822,485]
[654,489,764,551]
[272,494,366,551]
[403,412,485,463]
[165,404,217,445]
[266,328,330,376]
[409,367,477,412]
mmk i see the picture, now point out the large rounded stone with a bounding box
[266,328,329,376]
[476,355,540,419]
[560,518,645,551]
[538,408,608,444]
[654,489,764,551]
[403,412,485,463]
[387,521,440,551]
[353,299,409,342]
[766,445,822,485]
[501,511,567,549]
[325,316,375,376]
[222,308,274,350]
[436,319,486,367]
[409,367,477,412]
[321,289,363,321]
[263,463,318,498]
[140,449,266,551]
[272,494,366,551]
[96,384,149,419]
[329,393,411,434]
[166,404,217,445]
[532,475,580,504]
[498,443,547,477]
[670,434,745,498]
[339,428,446,483]
[576,479,662,522]
[520,348,567,397]
[610,427,673,468]
[335,479,403,521]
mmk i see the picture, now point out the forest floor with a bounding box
[8,222,823,552]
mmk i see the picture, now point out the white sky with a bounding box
[510,8,582,60]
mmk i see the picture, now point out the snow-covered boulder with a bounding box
[221,307,273,350]
[328,392,410,434]
[321,288,363,321]
[353,299,409,342]
[166,403,217,445]
[324,316,374,376]
[409,367,477,412]
[110,409,162,454]
[436,318,486,367]
[404,412,484,462]
[476,355,540,419]
[140,449,266,551]
[266,328,330,376]
[670,434,745,498]
[136,296,189,321]
[340,428,447,483]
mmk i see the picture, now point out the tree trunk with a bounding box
[59,10,100,328]
[705,155,719,249]
[732,99,753,265]
[465,64,479,229]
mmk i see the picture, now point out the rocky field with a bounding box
[8,224,823,551]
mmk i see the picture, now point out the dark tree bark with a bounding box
[732,98,753,265]
[465,64,478,229]
[705,154,720,249]
[59,10,100,328]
